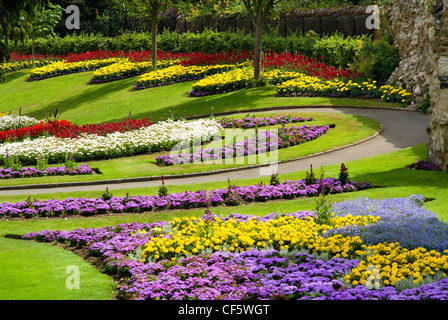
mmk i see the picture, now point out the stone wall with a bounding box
[388,0,448,165]
[427,0,448,165]
[387,0,437,105]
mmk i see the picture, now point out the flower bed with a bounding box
[406,159,443,171]
[0,177,372,219]
[0,114,40,131]
[155,124,330,166]
[189,68,315,97]
[275,77,413,105]
[189,67,253,96]
[28,58,121,81]
[22,195,448,300]
[0,164,95,179]
[0,119,222,165]
[133,64,238,90]
[0,60,52,74]
[217,115,314,128]
[0,118,153,142]
[89,59,180,84]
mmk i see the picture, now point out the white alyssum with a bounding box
[0,119,222,163]
[0,114,40,131]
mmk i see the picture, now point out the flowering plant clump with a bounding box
[28,58,121,81]
[0,118,153,143]
[275,77,413,105]
[406,159,442,171]
[90,59,180,83]
[217,115,314,128]
[22,196,448,300]
[0,178,372,219]
[0,114,40,131]
[0,164,95,179]
[155,124,331,166]
[0,60,52,74]
[0,119,221,165]
[134,64,238,90]
[189,66,253,96]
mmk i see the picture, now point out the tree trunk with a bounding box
[31,34,35,68]
[151,16,158,70]
[253,17,263,81]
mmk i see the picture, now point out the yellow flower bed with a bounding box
[1,60,51,73]
[345,243,448,287]
[276,77,413,104]
[191,68,311,96]
[140,213,448,288]
[135,63,236,89]
[29,58,121,80]
[91,58,180,83]
[190,66,253,95]
[140,214,378,262]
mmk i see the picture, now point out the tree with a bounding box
[0,0,48,83]
[21,2,63,67]
[241,0,284,80]
[125,0,171,69]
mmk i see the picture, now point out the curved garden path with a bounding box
[0,106,430,196]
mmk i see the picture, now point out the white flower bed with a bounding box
[0,114,40,131]
[0,119,222,164]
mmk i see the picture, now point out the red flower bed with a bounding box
[179,50,360,80]
[9,50,360,80]
[0,118,153,142]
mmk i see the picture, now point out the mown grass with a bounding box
[0,70,403,125]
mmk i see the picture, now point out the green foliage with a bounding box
[338,163,349,185]
[419,93,431,114]
[313,193,334,228]
[36,155,49,171]
[304,165,316,185]
[64,153,76,170]
[28,2,63,39]
[101,187,113,201]
[3,154,22,171]
[312,32,369,69]
[13,29,367,66]
[269,173,280,186]
[352,30,400,84]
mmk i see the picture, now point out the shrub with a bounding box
[352,30,400,85]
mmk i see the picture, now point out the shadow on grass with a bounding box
[26,78,138,120]
[4,70,28,84]
[105,86,280,123]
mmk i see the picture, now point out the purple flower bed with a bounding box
[22,203,448,300]
[325,195,448,252]
[406,159,442,171]
[0,177,372,219]
[217,115,314,128]
[0,164,95,179]
[156,124,331,166]
[133,76,204,91]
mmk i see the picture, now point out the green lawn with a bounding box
[1,70,404,125]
